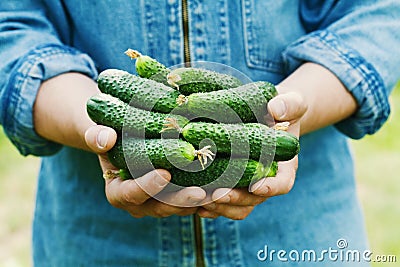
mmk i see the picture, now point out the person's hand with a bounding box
[197,91,307,220]
[84,125,207,218]
[251,91,306,196]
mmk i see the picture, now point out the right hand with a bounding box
[84,125,206,218]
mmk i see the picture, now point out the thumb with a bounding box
[84,125,117,153]
[267,91,307,122]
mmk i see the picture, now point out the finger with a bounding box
[197,207,220,219]
[268,91,307,122]
[98,154,118,172]
[211,188,267,206]
[250,158,297,197]
[200,204,255,220]
[157,186,207,207]
[105,169,171,207]
[128,199,199,218]
[84,125,117,153]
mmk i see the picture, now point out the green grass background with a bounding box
[0,87,399,266]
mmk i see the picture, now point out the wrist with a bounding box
[277,62,357,135]
[34,72,99,150]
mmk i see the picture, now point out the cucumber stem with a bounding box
[194,145,215,169]
[124,48,142,59]
[273,121,290,131]
[161,117,183,133]
[103,169,120,180]
[176,94,188,106]
[167,73,182,89]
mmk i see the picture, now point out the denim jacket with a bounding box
[1,1,399,266]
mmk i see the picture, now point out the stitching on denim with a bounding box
[203,218,219,266]
[241,0,286,73]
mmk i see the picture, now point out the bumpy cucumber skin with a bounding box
[135,56,243,94]
[169,158,276,188]
[169,67,243,95]
[181,122,300,162]
[97,69,180,113]
[108,138,196,177]
[135,55,171,85]
[180,81,278,123]
[118,160,277,188]
[86,93,188,138]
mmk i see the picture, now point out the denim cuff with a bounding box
[282,30,390,139]
[2,44,98,156]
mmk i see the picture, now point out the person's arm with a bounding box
[33,73,99,151]
[283,0,400,139]
[0,1,98,156]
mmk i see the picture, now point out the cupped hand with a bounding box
[198,91,307,220]
[251,91,306,196]
[84,125,206,218]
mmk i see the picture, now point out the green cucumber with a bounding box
[175,121,299,162]
[176,81,278,122]
[125,49,171,85]
[118,159,277,188]
[125,49,243,94]
[86,93,189,138]
[108,138,214,177]
[167,67,243,95]
[97,69,180,113]
[170,158,277,188]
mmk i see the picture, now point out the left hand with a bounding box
[197,91,307,220]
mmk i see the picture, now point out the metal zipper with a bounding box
[193,214,205,267]
[181,2,205,266]
[182,0,192,66]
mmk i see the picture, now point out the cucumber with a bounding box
[125,49,243,94]
[176,81,278,122]
[97,69,180,113]
[86,93,189,138]
[172,121,299,162]
[108,138,214,177]
[170,158,277,188]
[167,67,243,95]
[124,49,170,85]
[117,159,277,188]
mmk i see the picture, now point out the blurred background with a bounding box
[0,86,399,267]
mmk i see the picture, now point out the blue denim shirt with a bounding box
[1,1,399,266]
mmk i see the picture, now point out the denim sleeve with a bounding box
[283,0,400,139]
[1,45,98,156]
[0,2,98,156]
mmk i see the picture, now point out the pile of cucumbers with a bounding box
[86,49,300,189]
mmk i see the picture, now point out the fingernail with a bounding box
[97,128,110,149]
[251,184,270,196]
[187,191,206,205]
[154,174,169,188]
[187,196,203,205]
[270,99,286,120]
[250,180,268,194]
